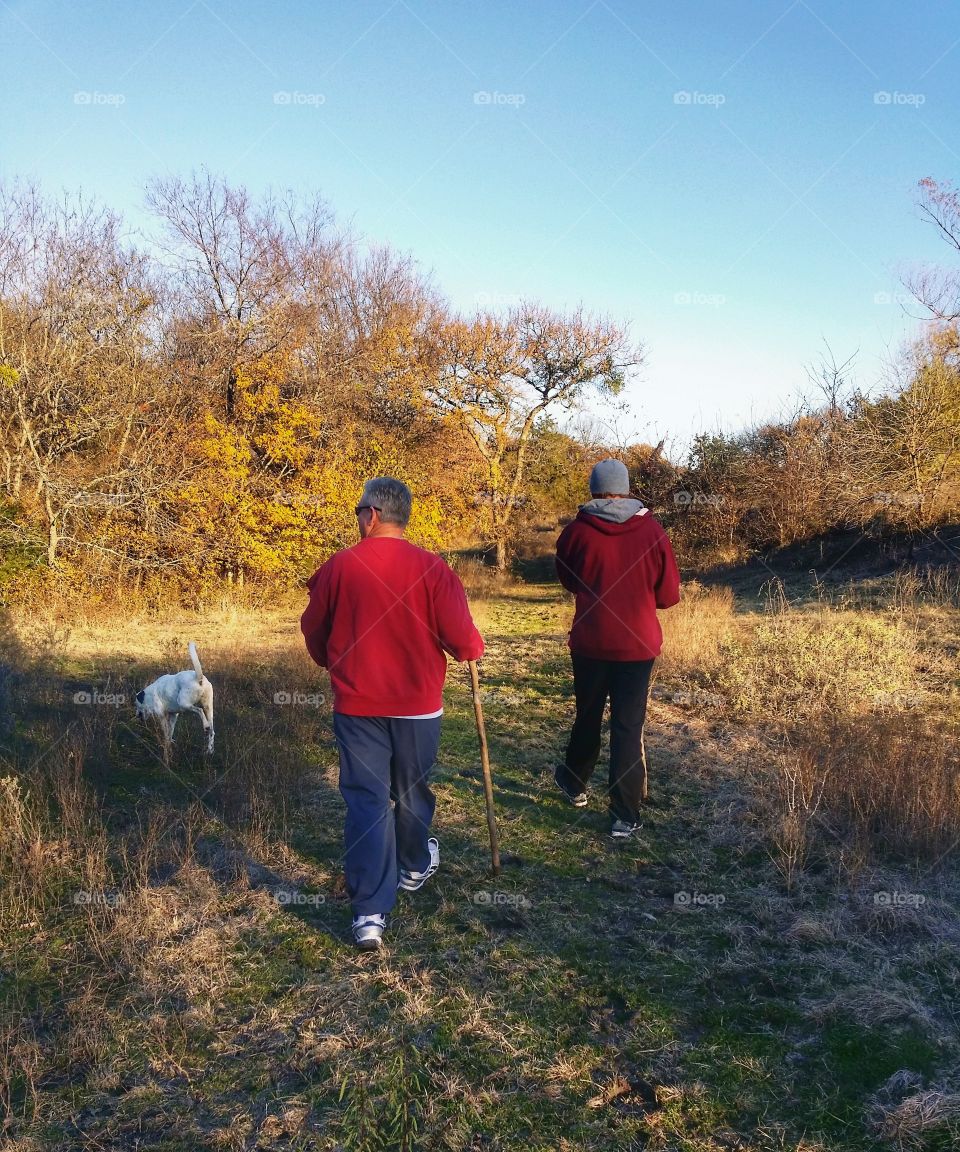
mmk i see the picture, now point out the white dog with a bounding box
[135,642,214,758]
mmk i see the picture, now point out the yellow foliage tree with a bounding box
[180,358,447,586]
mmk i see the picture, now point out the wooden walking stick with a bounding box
[468,659,501,876]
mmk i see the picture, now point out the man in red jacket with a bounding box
[301,477,484,950]
[554,459,680,839]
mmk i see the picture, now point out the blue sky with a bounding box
[3,0,959,456]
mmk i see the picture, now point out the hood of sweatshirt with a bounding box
[577,497,649,530]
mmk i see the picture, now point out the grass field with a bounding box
[1,571,959,1150]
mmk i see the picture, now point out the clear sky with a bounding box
[3,1,959,456]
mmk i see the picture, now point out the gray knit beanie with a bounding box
[589,458,630,495]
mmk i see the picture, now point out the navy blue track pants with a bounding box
[332,712,441,916]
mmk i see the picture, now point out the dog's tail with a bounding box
[188,641,205,684]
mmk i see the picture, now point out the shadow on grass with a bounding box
[4,615,957,1150]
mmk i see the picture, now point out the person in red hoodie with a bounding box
[300,477,484,950]
[554,459,680,839]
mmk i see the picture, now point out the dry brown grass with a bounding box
[876,1089,960,1144]
[657,580,736,682]
[651,577,959,873]
[446,554,519,600]
[787,711,960,861]
[2,572,959,1148]
[867,1070,960,1147]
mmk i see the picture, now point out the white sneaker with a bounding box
[397,838,440,892]
[352,913,386,950]
[554,766,588,807]
[610,818,641,840]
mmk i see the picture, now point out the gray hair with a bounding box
[362,476,412,527]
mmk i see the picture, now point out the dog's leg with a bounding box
[204,701,215,754]
[186,705,214,754]
[159,713,172,767]
[201,686,214,753]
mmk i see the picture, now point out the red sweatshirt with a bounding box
[555,509,681,660]
[300,537,484,716]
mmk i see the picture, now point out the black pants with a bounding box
[559,654,655,824]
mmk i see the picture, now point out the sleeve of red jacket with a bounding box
[300,562,333,668]
[434,562,485,661]
[554,524,581,593]
[655,530,681,609]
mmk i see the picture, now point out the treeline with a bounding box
[1,172,958,595]
[516,327,960,571]
[641,329,960,567]
[529,175,960,568]
[0,171,637,595]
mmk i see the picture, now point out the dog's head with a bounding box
[135,688,146,721]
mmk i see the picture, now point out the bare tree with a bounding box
[0,181,161,566]
[805,342,857,417]
[147,170,329,417]
[904,177,960,321]
[430,304,641,569]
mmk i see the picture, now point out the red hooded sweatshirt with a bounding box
[555,504,680,660]
[300,537,484,716]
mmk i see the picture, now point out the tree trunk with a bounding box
[41,484,59,566]
[495,535,507,572]
[226,367,237,418]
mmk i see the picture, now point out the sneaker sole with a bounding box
[554,770,588,807]
[397,868,438,892]
[354,934,383,950]
[398,841,439,891]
